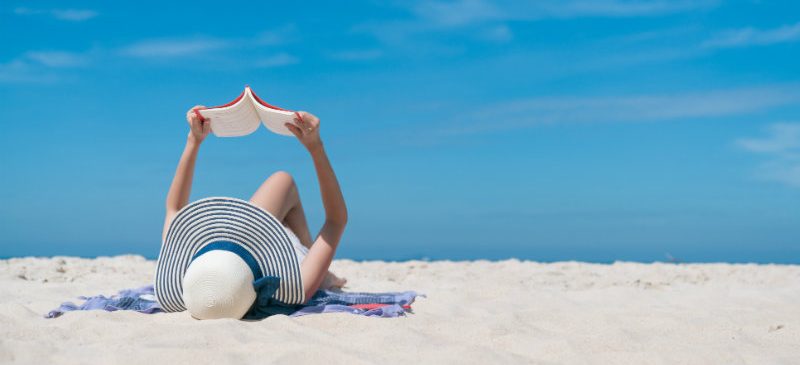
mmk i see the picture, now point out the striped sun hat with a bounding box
[154,197,305,315]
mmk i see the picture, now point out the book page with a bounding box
[197,89,260,137]
[252,97,296,136]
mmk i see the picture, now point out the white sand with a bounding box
[1,256,798,364]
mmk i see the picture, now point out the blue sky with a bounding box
[1,0,799,262]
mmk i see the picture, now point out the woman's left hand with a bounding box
[285,111,323,152]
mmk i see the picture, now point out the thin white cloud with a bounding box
[13,7,39,15]
[118,27,294,60]
[570,21,798,71]
[253,53,298,68]
[252,26,296,45]
[756,162,800,188]
[703,22,800,49]
[737,123,800,188]
[329,49,383,61]
[538,0,718,18]
[51,9,98,21]
[0,59,59,83]
[24,51,89,67]
[0,50,90,83]
[738,123,800,153]
[14,7,98,21]
[0,27,296,83]
[413,0,503,27]
[120,38,230,58]
[358,0,717,51]
[415,0,717,26]
[437,85,800,135]
[0,60,40,83]
[479,24,513,43]
[414,0,718,26]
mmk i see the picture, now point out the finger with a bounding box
[295,115,307,128]
[297,121,313,134]
[298,111,317,125]
[190,106,207,121]
[296,111,313,126]
[302,113,319,129]
[193,109,206,122]
[285,123,302,138]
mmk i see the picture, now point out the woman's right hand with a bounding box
[186,105,211,144]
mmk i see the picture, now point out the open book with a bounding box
[195,86,298,137]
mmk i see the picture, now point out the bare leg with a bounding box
[249,171,347,292]
[249,171,313,247]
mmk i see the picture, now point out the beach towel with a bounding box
[289,289,420,318]
[45,285,162,318]
[45,285,422,319]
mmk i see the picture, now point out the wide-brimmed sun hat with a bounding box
[154,197,305,319]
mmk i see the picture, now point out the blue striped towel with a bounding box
[46,285,423,319]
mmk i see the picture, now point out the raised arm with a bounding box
[162,106,211,242]
[285,112,348,299]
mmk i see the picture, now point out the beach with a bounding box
[1,255,798,364]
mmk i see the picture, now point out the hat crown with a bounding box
[182,250,256,319]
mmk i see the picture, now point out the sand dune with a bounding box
[1,256,798,364]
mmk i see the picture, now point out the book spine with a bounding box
[194,108,206,122]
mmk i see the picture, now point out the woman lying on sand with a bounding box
[154,105,348,319]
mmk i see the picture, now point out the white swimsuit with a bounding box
[282,226,309,264]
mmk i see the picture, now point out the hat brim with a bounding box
[155,197,304,312]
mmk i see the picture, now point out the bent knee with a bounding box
[268,170,295,186]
